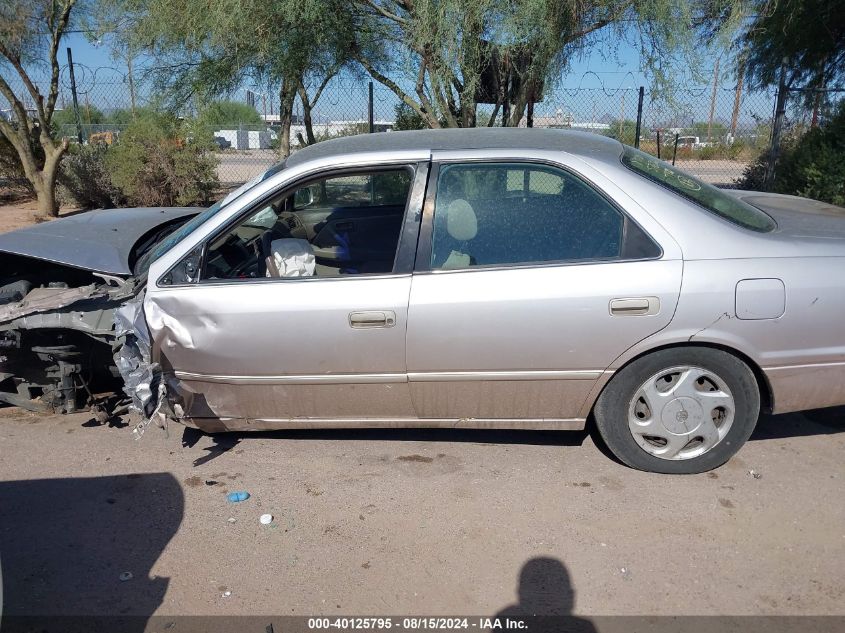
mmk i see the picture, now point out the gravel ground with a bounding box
[0,406,843,620]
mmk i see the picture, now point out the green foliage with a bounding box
[691,121,727,140]
[697,144,718,160]
[393,103,427,131]
[352,0,741,128]
[106,113,219,207]
[0,134,33,194]
[58,143,125,208]
[726,140,746,160]
[52,105,105,128]
[606,119,638,145]
[197,100,263,128]
[739,103,845,205]
[104,106,160,125]
[110,0,355,104]
[739,0,845,91]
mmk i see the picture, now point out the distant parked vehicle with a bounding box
[213,135,232,150]
[671,135,715,149]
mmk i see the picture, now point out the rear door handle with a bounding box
[609,297,660,316]
[349,310,396,328]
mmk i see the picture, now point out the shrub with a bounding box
[737,103,845,204]
[0,134,33,196]
[697,145,719,160]
[58,143,125,209]
[726,140,746,160]
[106,113,219,207]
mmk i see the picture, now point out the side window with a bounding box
[202,168,412,280]
[430,163,634,270]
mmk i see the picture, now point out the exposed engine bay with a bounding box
[0,252,141,418]
[0,208,197,425]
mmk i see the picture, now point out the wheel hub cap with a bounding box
[627,365,735,461]
[660,397,704,435]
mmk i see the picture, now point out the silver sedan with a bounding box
[3,128,845,474]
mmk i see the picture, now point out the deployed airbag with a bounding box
[266,238,316,278]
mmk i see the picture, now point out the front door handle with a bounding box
[349,310,396,328]
[609,297,660,316]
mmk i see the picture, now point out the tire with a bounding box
[594,347,760,474]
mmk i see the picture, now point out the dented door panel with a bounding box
[144,276,414,422]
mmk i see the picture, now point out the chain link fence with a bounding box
[3,62,840,194]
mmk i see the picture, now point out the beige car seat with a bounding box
[440,199,478,269]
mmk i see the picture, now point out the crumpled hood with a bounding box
[0,207,199,276]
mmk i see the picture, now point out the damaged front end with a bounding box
[0,253,174,429]
[112,294,182,436]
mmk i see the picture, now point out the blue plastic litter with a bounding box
[227,491,250,502]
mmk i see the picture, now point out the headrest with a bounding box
[446,199,477,241]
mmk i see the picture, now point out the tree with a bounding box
[103,0,356,157]
[691,120,727,139]
[606,119,638,145]
[0,0,82,216]
[53,104,105,128]
[349,0,737,129]
[196,100,263,128]
[739,0,845,92]
[393,103,427,131]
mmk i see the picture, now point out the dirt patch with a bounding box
[396,454,434,463]
[0,199,84,234]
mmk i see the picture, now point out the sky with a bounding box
[62,31,695,91]
[39,30,775,132]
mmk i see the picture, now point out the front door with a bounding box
[146,164,427,428]
[406,159,682,423]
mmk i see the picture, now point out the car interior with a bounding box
[203,168,413,280]
[431,164,626,269]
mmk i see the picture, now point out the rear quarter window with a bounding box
[621,146,776,232]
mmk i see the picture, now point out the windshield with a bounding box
[620,146,776,233]
[134,160,288,275]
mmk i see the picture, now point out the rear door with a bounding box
[405,154,683,424]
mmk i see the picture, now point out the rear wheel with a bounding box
[594,347,760,474]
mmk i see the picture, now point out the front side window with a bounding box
[138,160,288,276]
[430,162,630,270]
[202,168,413,280]
[621,146,776,232]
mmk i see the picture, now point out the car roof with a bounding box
[286,128,624,168]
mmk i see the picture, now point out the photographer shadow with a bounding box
[495,557,596,633]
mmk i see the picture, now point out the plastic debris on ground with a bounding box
[227,491,250,502]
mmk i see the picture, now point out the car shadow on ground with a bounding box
[179,425,595,467]
[751,407,845,440]
[0,473,183,632]
[175,407,845,468]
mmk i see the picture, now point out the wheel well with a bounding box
[609,342,774,414]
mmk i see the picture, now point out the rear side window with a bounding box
[621,146,776,232]
[430,162,656,270]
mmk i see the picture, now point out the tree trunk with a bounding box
[33,146,65,217]
[33,175,59,217]
[297,82,316,145]
[278,78,297,158]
